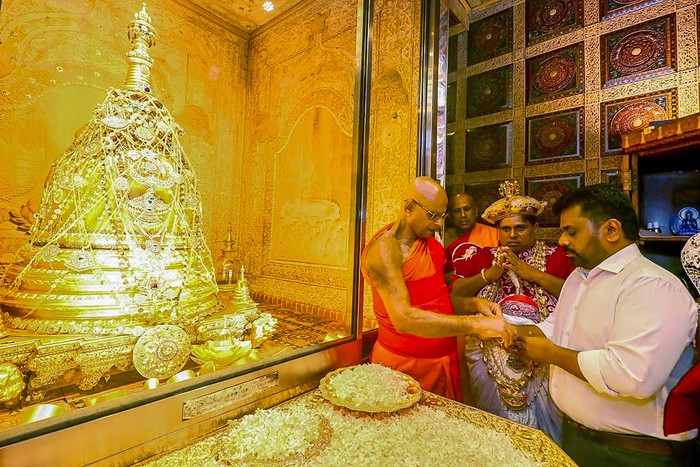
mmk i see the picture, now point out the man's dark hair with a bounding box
[495,214,537,227]
[553,184,639,240]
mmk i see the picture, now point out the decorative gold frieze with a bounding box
[525,30,585,58]
[676,7,699,71]
[678,85,700,116]
[526,95,586,117]
[466,110,515,129]
[75,336,135,391]
[27,340,82,402]
[467,54,515,77]
[0,340,38,370]
[585,170,601,185]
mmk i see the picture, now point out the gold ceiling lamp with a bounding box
[0,3,222,338]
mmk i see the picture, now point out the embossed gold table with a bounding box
[140,390,576,466]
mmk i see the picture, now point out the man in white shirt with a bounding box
[513,184,698,466]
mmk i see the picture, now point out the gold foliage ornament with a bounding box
[0,4,221,337]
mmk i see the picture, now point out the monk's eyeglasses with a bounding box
[407,199,447,221]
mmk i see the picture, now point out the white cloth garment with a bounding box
[538,243,698,441]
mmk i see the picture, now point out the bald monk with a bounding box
[444,193,499,280]
[361,177,513,400]
[444,193,499,249]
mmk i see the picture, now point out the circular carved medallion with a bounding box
[532,181,570,225]
[471,129,503,166]
[533,55,575,94]
[472,18,508,53]
[533,0,573,33]
[132,325,191,379]
[610,29,665,75]
[472,74,505,109]
[609,101,666,136]
[533,117,576,156]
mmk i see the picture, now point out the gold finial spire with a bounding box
[224,223,234,251]
[124,3,156,92]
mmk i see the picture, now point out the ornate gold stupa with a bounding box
[0,5,275,406]
[0,5,220,336]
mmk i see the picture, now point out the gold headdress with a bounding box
[481,181,546,224]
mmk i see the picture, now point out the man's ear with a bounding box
[603,219,623,242]
[403,199,414,214]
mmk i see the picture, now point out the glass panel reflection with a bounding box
[0,0,361,435]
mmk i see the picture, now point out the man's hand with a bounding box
[511,324,586,381]
[501,247,539,282]
[511,324,553,363]
[484,264,505,283]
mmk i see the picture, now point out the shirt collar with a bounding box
[577,243,640,277]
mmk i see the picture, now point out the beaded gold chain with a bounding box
[479,241,549,411]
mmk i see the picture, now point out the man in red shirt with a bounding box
[451,181,574,443]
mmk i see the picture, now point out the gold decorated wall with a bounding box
[446,0,700,240]
[366,0,423,236]
[238,0,359,313]
[0,0,248,270]
[240,0,423,320]
[361,0,423,322]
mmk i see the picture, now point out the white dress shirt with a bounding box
[538,243,698,440]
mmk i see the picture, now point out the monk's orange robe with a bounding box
[361,224,461,400]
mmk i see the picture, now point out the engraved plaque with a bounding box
[182,372,279,420]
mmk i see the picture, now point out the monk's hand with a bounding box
[477,315,514,347]
[472,297,502,316]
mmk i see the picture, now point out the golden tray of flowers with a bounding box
[318,364,422,413]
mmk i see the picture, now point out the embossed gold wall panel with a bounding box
[366,0,423,237]
[362,0,423,324]
[239,0,359,313]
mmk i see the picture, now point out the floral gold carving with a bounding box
[132,325,191,380]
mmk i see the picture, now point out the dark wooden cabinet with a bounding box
[621,113,700,295]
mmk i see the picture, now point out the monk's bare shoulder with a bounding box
[363,233,403,282]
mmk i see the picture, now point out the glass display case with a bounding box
[0,0,374,464]
[621,112,700,293]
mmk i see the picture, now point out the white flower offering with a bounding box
[319,363,422,413]
[214,405,332,466]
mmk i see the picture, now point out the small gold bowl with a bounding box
[143,378,160,390]
[17,404,67,425]
[84,389,128,407]
[166,370,196,384]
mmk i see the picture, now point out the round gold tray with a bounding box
[318,364,422,413]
